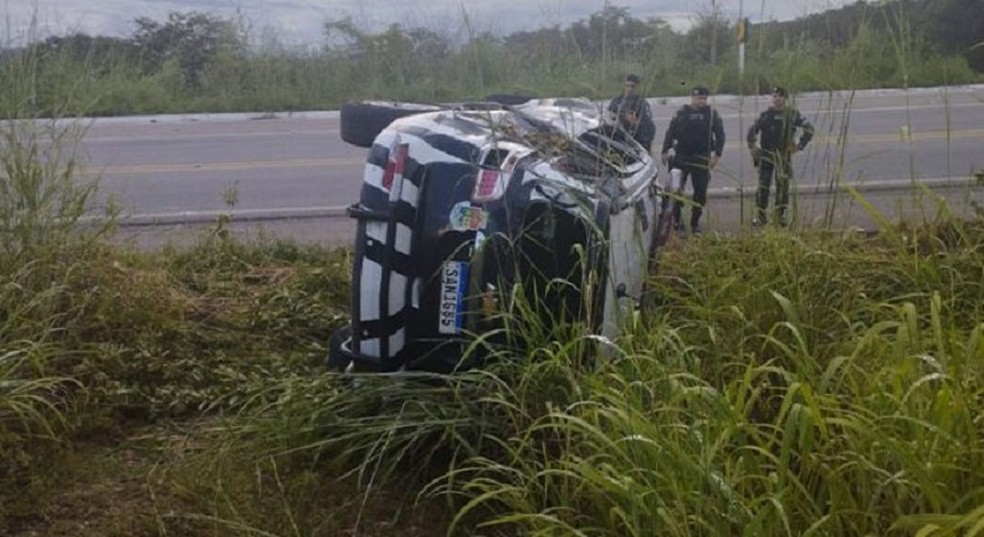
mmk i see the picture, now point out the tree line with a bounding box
[1,0,980,117]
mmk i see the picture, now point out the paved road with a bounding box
[79,85,983,247]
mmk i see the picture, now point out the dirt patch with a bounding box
[11,421,450,537]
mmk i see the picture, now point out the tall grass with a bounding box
[4,6,979,117]
[211,219,983,536]
[0,4,981,535]
[138,6,984,534]
[0,36,113,529]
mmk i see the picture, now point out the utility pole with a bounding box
[738,0,745,189]
[737,17,747,77]
[602,0,609,88]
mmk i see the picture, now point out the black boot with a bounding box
[690,209,702,235]
[752,210,767,227]
[776,208,788,227]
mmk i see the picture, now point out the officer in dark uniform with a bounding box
[659,85,725,234]
[608,74,656,151]
[746,86,814,226]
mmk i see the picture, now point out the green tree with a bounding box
[924,0,984,71]
[132,12,242,90]
[324,17,453,97]
[31,33,136,76]
[569,5,652,60]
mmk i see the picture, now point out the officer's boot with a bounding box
[690,207,703,234]
[776,206,789,227]
[752,209,767,227]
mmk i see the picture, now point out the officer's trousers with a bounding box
[671,156,711,228]
[755,151,793,220]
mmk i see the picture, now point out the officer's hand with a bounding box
[709,155,720,170]
[661,153,669,166]
[749,148,760,168]
[789,144,799,155]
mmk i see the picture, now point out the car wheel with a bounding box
[339,101,442,148]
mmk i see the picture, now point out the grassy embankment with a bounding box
[1,142,981,534]
[3,7,984,536]
[2,91,983,534]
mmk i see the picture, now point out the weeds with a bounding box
[192,218,983,537]
[4,4,980,118]
[1,3,982,535]
[1,175,980,535]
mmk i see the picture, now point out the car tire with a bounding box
[339,101,442,148]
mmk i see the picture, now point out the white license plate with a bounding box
[438,261,468,334]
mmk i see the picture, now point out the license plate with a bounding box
[438,261,468,334]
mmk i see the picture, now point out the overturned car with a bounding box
[328,98,671,373]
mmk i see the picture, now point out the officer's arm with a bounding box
[640,103,656,145]
[660,115,678,155]
[746,116,761,148]
[795,112,815,150]
[640,120,656,152]
[642,104,656,129]
[712,111,726,156]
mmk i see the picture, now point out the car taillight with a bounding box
[473,168,507,202]
[383,142,409,200]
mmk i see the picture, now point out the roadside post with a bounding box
[737,9,748,210]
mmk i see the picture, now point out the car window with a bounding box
[560,127,643,178]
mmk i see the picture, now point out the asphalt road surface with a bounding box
[76,85,983,248]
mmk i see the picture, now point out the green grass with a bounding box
[2,8,983,532]
[214,221,980,537]
[1,140,981,534]
[3,6,981,117]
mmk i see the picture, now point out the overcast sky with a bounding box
[4,0,855,46]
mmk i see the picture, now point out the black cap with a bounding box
[691,85,710,96]
[771,86,788,97]
[625,74,641,84]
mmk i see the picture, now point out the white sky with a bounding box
[4,0,857,46]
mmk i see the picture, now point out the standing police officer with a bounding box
[609,74,656,151]
[659,85,726,234]
[746,86,814,226]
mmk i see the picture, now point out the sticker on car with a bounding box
[449,201,488,231]
[438,261,469,334]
